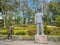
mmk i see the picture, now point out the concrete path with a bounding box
[0,40,60,45]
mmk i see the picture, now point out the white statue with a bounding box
[35,9,44,35]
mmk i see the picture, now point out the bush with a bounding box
[15,31,25,35]
[14,25,36,31]
[54,16,60,26]
[0,25,60,35]
[22,24,28,27]
[0,31,2,35]
[44,22,48,35]
[2,32,7,35]
[13,30,28,35]
[0,19,3,28]
[14,27,21,30]
[28,30,36,36]
[0,30,7,35]
[46,25,59,35]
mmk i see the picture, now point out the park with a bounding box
[0,0,60,45]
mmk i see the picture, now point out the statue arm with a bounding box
[42,13,44,17]
[42,13,44,20]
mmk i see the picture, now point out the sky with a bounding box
[27,0,50,7]
[46,0,51,2]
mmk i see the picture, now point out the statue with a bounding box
[7,23,14,40]
[35,9,44,35]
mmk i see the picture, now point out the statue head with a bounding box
[37,8,42,12]
[9,22,12,26]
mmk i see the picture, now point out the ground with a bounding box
[0,40,60,45]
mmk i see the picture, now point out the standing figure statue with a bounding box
[7,23,14,40]
[35,9,44,35]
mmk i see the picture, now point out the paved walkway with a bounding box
[0,40,60,45]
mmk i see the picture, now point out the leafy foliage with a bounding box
[47,2,60,26]
[55,16,60,26]
[0,19,3,28]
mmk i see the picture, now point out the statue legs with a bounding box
[35,23,48,44]
[36,23,44,35]
[40,23,44,35]
[36,24,39,35]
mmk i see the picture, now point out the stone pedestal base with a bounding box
[35,35,48,44]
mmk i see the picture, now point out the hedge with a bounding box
[13,30,28,35]
[0,25,60,35]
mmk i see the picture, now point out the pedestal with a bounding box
[35,35,48,44]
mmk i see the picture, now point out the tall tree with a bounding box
[47,2,60,25]
[0,0,20,27]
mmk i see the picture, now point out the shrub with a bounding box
[0,31,2,35]
[15,31,25,35]
[14,25,36,31]
[44,22,48,35]
[19,24,28,27]
[28,30,36,36]
[0,19,3,28]
[57,27,60,30]
[46,25,58,35]
[0,30,7,35]
[20,31,26,35]
[0,25,60,35]
[2,32,7,35]
[14,27,21,30]
[13,30,28,35]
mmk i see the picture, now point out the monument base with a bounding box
[35,35,48,44]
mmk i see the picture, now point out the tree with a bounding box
[0,0,20,27]
[55,16,60,26]
[47,2,60,25]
